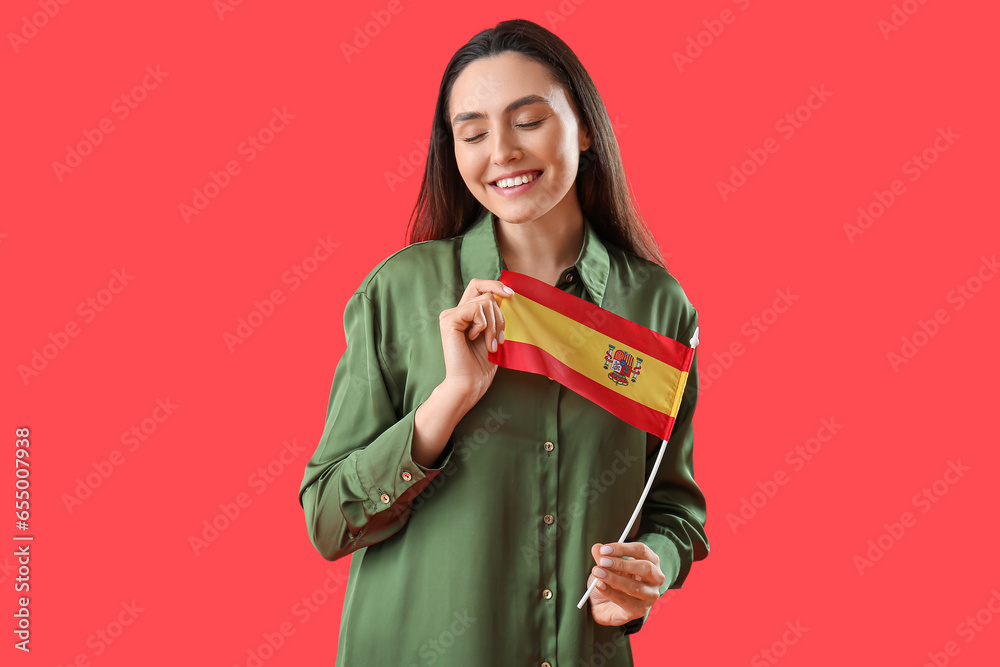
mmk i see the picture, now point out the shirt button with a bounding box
[401,471,412,481]
[543,514,555,525]
[542,588,553,600]
[541,662,552,667]
[380,493,390,504]
[566,273,574,282]
[544,441,554,452]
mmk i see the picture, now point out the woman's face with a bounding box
[448,51,591,226]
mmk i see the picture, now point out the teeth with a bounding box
[495,172,538,189]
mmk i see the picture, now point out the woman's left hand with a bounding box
[586,542,666,627]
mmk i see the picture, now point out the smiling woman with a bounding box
[299,18,709,667]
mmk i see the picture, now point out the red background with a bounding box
[4,1,999,665]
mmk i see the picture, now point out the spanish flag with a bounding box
[487,269,696,442]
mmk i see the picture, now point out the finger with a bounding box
[442,301,487,340]
[484,295,497,352]
[590,576,645,617]
[599,554,665,587]
[471,302,486,340]
[599,541,660,567]
[491,294,505,326]
[592,565,659,600]
[461,279,516,306]
[586,573,610,601]
[490,299,506,342]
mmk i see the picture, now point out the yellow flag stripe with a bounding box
[500,294,688,418]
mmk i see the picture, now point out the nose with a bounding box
[490,125,522,166]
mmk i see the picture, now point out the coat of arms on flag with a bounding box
[605,345,642,386]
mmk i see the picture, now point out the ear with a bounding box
[578,122,592,153]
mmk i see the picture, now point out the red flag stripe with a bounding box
[492,339,680,442]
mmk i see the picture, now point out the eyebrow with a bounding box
[451,95,551,126]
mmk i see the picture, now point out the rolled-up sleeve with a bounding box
[298,290,455,562]
[625,311,709,635]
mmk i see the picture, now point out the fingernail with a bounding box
[594,567,607,578]
[499,330,505,344]
[600,545,613,555]
[502,285,515,294]
[597,581,607,590]
[492,338,497,352]
[600,557,613,567]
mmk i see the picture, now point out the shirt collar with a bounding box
[459,208,610,306]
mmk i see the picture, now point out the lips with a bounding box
[489,169,543,186]
[489,170,544,197]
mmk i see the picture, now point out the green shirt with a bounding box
[298,207,709,666]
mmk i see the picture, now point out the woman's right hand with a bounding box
[437,278,515,406]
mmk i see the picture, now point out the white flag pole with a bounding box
[577,326,699,610]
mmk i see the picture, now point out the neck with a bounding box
[494,199,585,284]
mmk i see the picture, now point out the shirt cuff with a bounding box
[353,399,456,518]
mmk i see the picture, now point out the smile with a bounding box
[490,170,543,196]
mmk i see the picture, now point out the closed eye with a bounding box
[461,120,544,144]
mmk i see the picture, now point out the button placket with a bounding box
[537,376,560,664]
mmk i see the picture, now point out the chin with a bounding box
[493,196,564,225]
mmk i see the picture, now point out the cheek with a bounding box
[540,131,580,175]
[454,152,479,186]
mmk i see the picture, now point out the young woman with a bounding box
[298,19,708,667]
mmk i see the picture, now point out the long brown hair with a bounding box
[404,18,666,268]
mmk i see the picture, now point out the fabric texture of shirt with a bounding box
[298,207,709,667]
